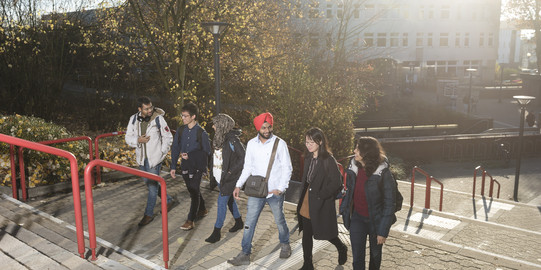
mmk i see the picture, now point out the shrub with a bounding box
[0,114,89,187]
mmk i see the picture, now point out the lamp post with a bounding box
[202,21,230,114]
[499,63,505,103]
[466,68,477,114]
[512,95,536,202]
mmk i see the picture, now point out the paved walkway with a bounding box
[16,159,541,269]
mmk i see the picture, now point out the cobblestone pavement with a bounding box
[21,160,541,269]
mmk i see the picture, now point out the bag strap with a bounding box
[264,138,280,182]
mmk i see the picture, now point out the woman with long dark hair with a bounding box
[340,136,397,269]
[205,113,245,243]
[296,127,347,270]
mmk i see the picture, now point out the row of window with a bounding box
[305,2,495,21]
[359,32,494,48]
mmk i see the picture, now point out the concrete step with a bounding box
[0,194,156,270]
[394,181,541,269]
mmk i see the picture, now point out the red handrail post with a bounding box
[9,145,17,199]
[0,134,86,258]
[17,147,27,201]
[481,170,486,197]
[84,159,169,268]
[410,167,416,207]
[425,175,431,209]
[17,136,93,202]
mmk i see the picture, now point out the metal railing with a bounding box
[473,166,501,199]
[0,134,86,258]
[410,166,444,211]
[83,159,169,269]
[16,136,93,201]
[94,131,126,185]
[9,145,17,199]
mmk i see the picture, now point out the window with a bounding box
[390,33,399,47]
[428,5,434,19]
[327,4,333,18]
[488,33,494,47]
[479,33,484,47]
[427,33,433,46]
[440,33,449,47]
[441,5,450,19]
[416,33,423,46]
[309,2,320,18]
[364,33,374,47]
[337,3,343,19]
[464,33,470,47]
[402,33,409,47]
[353,4,360,19]
[419,6,425,19]
[377,33,387,47]
[309,33,319,48]
[455,33,460,47]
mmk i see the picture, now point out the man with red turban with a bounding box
[228,112,293,266]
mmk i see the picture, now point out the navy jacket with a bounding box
[339,159,397,238]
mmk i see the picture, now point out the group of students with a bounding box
[125,96,398,270]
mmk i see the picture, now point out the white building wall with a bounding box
[291,0,501,83]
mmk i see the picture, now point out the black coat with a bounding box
[217,129,246,196]
[296,154,343,240]
[339,159,397,238]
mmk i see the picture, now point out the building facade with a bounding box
[291,0,501,85]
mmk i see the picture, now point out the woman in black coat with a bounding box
[205,113,246,243]
[296,127,347,270]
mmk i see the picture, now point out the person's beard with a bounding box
[259,130,272,140]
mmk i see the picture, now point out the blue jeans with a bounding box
[140,158,172,217]
[241,194,289,254]
[215,184,241,228]
[350,211,382,270]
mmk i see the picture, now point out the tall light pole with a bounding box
[499,63,505,103]
[202,21,230,114]
[466,68,477,115]
[512,95,535,202]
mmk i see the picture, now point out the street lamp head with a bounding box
[466,68,477,72]
[202,21,230,35]
[513,95,536,106]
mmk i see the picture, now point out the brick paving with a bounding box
[16,162,541,269]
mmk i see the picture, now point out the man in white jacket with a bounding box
[126,96,175,226]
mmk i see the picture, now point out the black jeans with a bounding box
[350,211,382,270]
[301,216,344,262]
[182,171,206,221]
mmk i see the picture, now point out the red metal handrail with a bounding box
[9,145,17,199]
[288,146,304,181]
[83,159,169,269]
[0,134,86,258]
[473,166,501,199]
[94,131,126,185]
[17,136,93,201]
[411,166,444,211]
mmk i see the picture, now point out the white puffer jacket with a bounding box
[125,108,173,168]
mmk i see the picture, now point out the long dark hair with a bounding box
[305,127,332,159]
[355,136,386,177]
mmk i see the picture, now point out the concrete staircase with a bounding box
[393,181,541,269]
[0,194,158,270]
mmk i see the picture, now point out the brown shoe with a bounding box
[180,220,194,230]
[166,199,178,213]
[196,209,208,218]
[138,215,154,226]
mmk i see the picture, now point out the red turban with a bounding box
[253,112,273,131]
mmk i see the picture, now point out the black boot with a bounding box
[205,227,221,243]
[299,259,314,270]
[338,243,348,265]
[229,217,244,232]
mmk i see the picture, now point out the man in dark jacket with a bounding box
[170,102,211,231]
